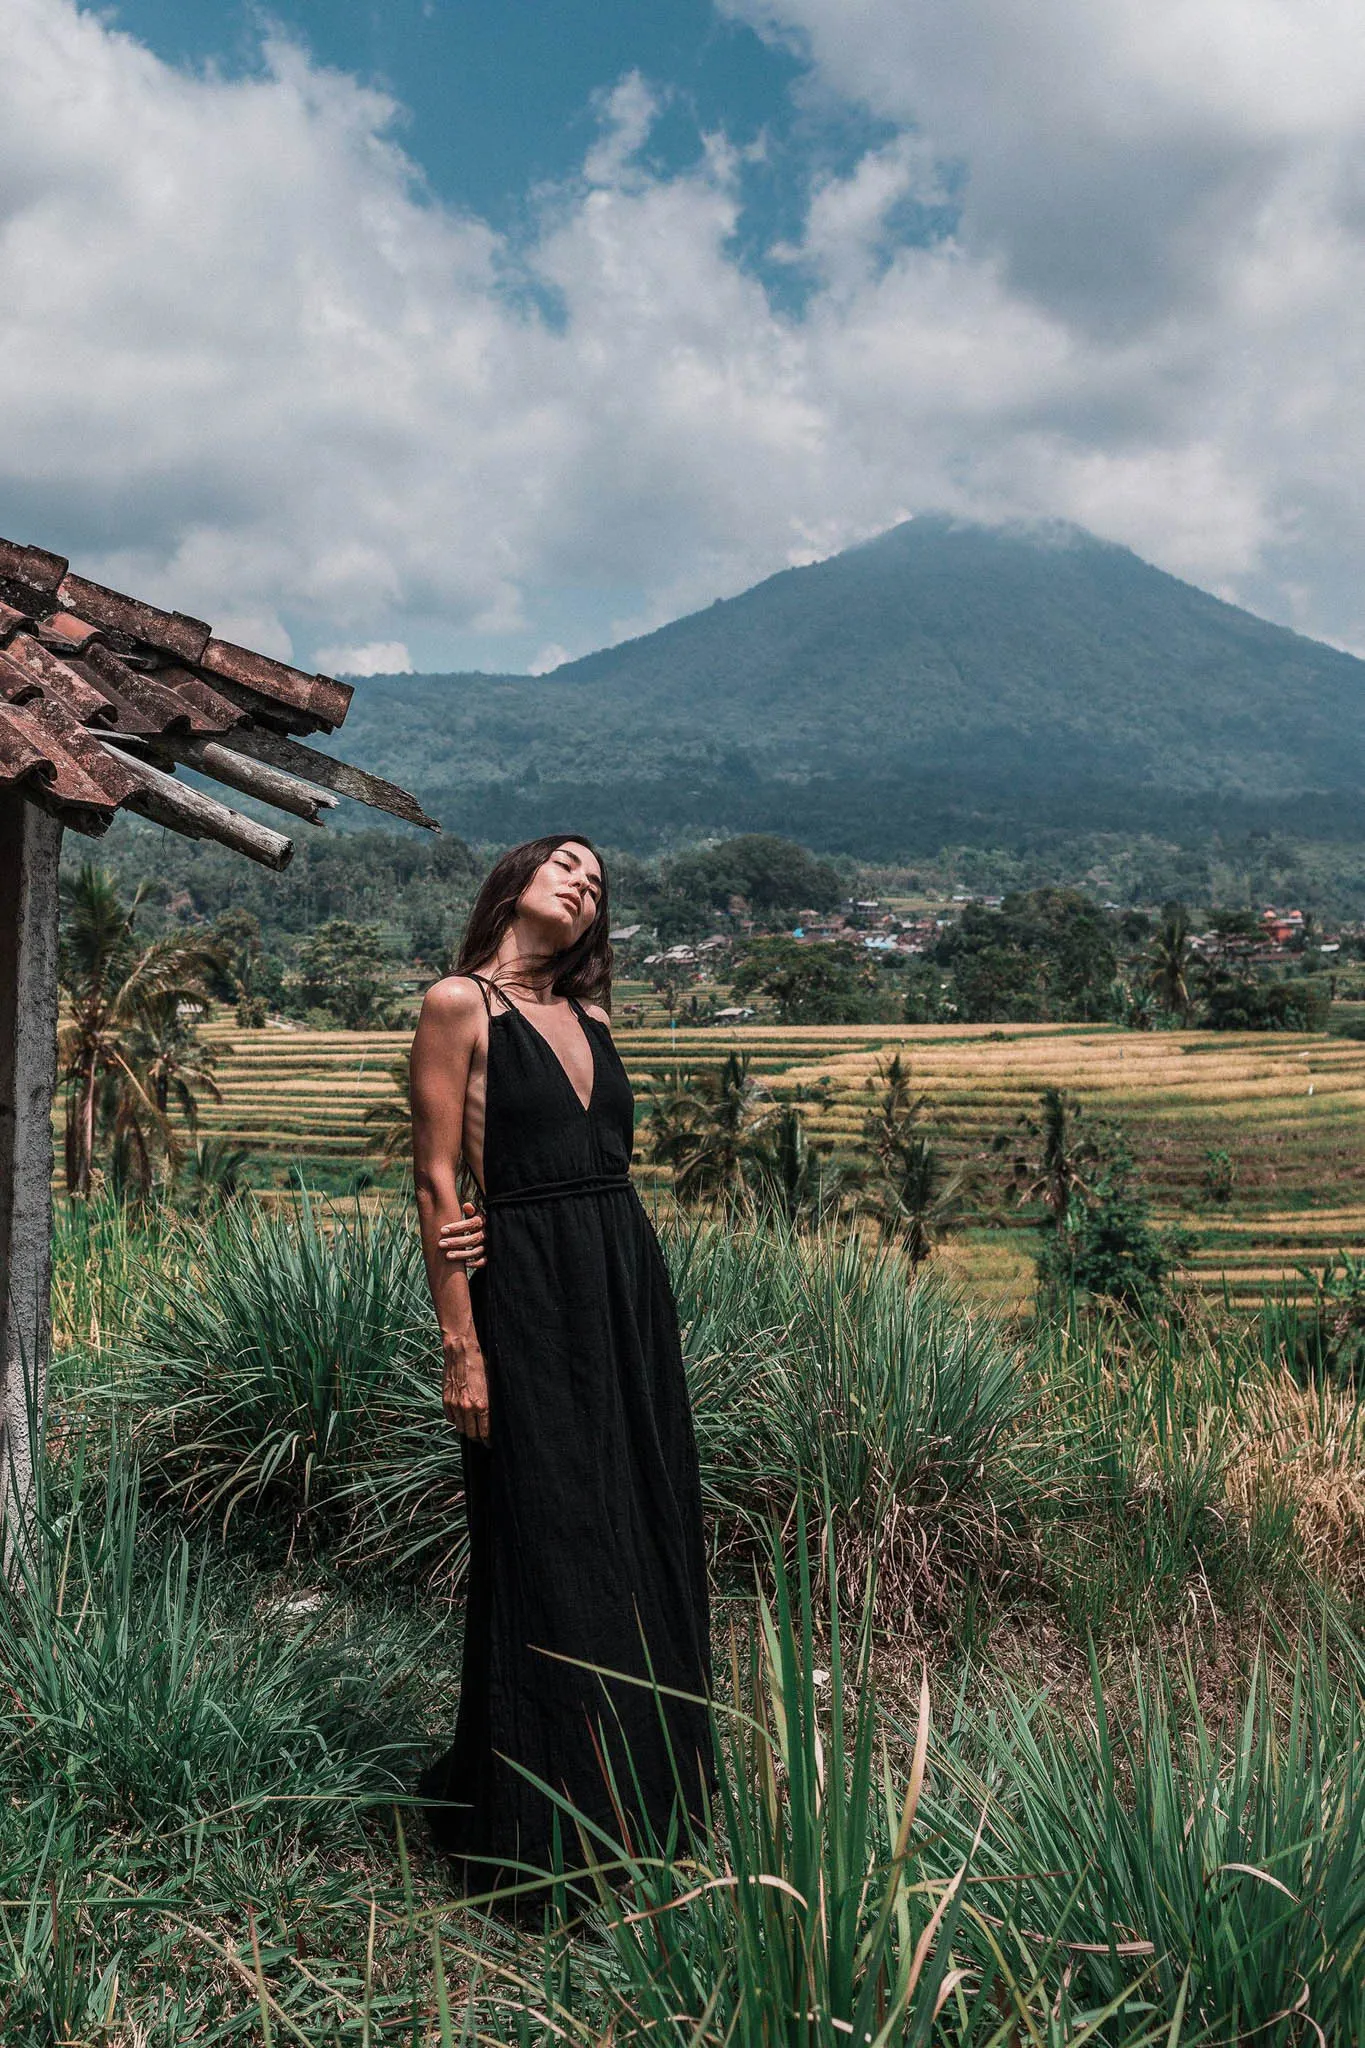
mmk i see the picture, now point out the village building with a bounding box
[0,533,432,1550]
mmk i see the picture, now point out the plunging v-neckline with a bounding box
[497,994,598,1117]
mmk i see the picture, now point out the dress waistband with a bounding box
[484,1172,633,1210]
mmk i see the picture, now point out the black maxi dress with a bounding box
[420,976,712,1881]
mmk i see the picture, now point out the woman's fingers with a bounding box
[439,1200,487,1265]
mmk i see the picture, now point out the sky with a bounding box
[2,0,1364,677]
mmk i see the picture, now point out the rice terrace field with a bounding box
[198,1014,1365,1305]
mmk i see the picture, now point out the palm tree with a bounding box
[139,990,222,1126]
[744,1104,860,1229]
[364,1051,413,1165]
[856,1052,972,1267]
[177,1137,253,1214]
[1000,1086,1097,1232]
[647,1052,771,1204]
[1147,906,1193,1017]
[866,1134,974,1270]
[861,1051,928,1167]
[58,865,221,1197]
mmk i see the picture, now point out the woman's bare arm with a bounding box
[410,978,490,1440]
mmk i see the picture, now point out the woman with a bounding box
[410,834,712,1890]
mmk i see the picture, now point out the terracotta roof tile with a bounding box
[0,704,56,784]
[0,601,32,646]
[0,538,67,596]
[0,531,432,860]
[56,572,210,664]
[36,611,106,656]
[0,639,117,728]
[13,690,146,807]
[200,637,353,729]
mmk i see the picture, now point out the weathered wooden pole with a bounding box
[0,792,62,1567]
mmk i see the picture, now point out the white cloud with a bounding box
[529,643,572,675]
[315,640,413,677]
[2,0,1365,672]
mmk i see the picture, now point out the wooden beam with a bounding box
[103,731,338,825]
[0,793,61,1570]
[92,740,295,870]
[219,726,440,830]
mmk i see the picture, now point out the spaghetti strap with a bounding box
[466,971,502,1018]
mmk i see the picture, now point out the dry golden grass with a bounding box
[1225,1374,1365,1603]
[192,1019,1365,1303]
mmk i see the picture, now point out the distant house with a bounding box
[1261,908,1306,947]
[708,1005,755,1025]
[609,923,643,943]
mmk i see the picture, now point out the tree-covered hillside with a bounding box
[331,517,1365,857]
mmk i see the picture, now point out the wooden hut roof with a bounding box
[0,535,435,867]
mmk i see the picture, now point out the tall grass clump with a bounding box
[1032,1305,1306,1633]
[127,1192,465,1568]
[0,1439,425,1847]
[668,1218,1034,1627]
[50,1187,191,1362]
[927,1636,1365,2043]
[453,1512,1118,2046]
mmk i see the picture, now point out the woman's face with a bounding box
[519,840,604,947]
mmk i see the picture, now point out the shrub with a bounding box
[127,1195,466,1585]
[669,1218,1034,1627]
[1200,976,1331,1031]
[1037,1138,1194,1315]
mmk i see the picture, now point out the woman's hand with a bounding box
[438,1201,487,1269]
[443,1340,490,1440]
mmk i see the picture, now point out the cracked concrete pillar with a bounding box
[0,793,62,1567]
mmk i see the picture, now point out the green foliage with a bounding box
[1202,1146,1236,1204]
[1290,1248,1365,1384]
[860,1054,972,1264]
[1038,1137,1193,1315]
[1,1446,423,1845]
[466,1514,1022,2045]
[743,1104,858,1228]
[26,1189,1365,2040]
[658,833,842,926]
[128,1196,441,1540]
[1199,974,1332,1031]
[730,937,880,1023]
[295,917,405,1028]
[1033,1314,1292,1632]
[931,1642,1365,2041]
[57,862,222,1197]
[1000,1085,1099,1228]
[69,818,480,957]
[645,1053,769,1203]
[671,1221,1033,1625]
[1147,901,1194,1015]
[933,887,1118,1022]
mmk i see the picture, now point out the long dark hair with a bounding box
[455,834,613,1010]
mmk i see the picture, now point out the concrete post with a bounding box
[0,792,62,1566]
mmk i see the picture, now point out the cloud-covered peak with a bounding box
[3,0,1364,672]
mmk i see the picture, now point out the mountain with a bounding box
[334,518,1365,857]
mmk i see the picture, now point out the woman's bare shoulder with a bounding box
[581,999,612,1027]
[417,976,487,1033]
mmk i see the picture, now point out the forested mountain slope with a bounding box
[334,518,1365,856]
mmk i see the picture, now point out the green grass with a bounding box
[673,1217,1036,1628]
[13,1190,1365,2040]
